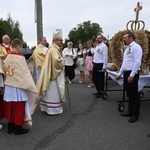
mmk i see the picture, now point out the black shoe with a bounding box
[120,111,131,117]
[148,134,150,137]
[93,92,99,95]
[96,94,102,98]
[15,125,29,135]
[8,123,14,134]
[128,116,138,123]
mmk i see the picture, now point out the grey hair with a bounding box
[2,35,10,41]
[67,42,73,46]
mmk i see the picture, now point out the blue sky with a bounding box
[0,0,150,47]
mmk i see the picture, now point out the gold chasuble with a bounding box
[0,45,7,60]
[0,59,4,74]
[38,44,66,102]
[29,44,47,69]
[3,54,38,126]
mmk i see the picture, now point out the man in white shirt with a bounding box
[116,32,143,123]
[92,34,108,98]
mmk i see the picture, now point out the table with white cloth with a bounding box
[106,70,150,111]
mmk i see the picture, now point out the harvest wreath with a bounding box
[109,30,150,75]
[108,2,150,75]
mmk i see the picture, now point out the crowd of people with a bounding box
[0,31,149,137]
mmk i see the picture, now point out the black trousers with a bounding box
[65,65,75,81]
[92,63,105,94]
[124,71,140,116]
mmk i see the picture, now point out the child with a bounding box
[3,39,38,135]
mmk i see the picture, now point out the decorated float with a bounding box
[109,2,150,75]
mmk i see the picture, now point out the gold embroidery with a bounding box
[4,64,14,76]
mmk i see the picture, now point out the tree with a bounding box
[0,13,27,48]
[65,20,103,48]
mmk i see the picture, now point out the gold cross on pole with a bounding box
[134,2,142,21]
[126,1,145,30]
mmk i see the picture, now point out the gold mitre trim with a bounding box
[53,29,63,40]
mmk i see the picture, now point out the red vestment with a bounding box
[4,101,25,125]
[0,43,11,53]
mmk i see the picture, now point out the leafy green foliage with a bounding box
[0,13,27,48]
[64,20,103,48]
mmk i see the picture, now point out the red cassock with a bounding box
[4,101,25,125]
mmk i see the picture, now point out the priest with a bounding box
[0,45,7,129]
[38,29,66,115]
[0,58,4,130]
[29,37,48,85]
[0,35,11,53]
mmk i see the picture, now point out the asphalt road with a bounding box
[0,75,150,150]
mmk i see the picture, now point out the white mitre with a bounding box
[53,29,63,40]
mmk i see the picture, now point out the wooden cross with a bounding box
[134,2,142,21]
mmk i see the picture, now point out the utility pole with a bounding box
[35,0,43,45]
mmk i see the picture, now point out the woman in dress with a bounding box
[85,40,94,88]
[62,42,77,83]
[76,43,86,83]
